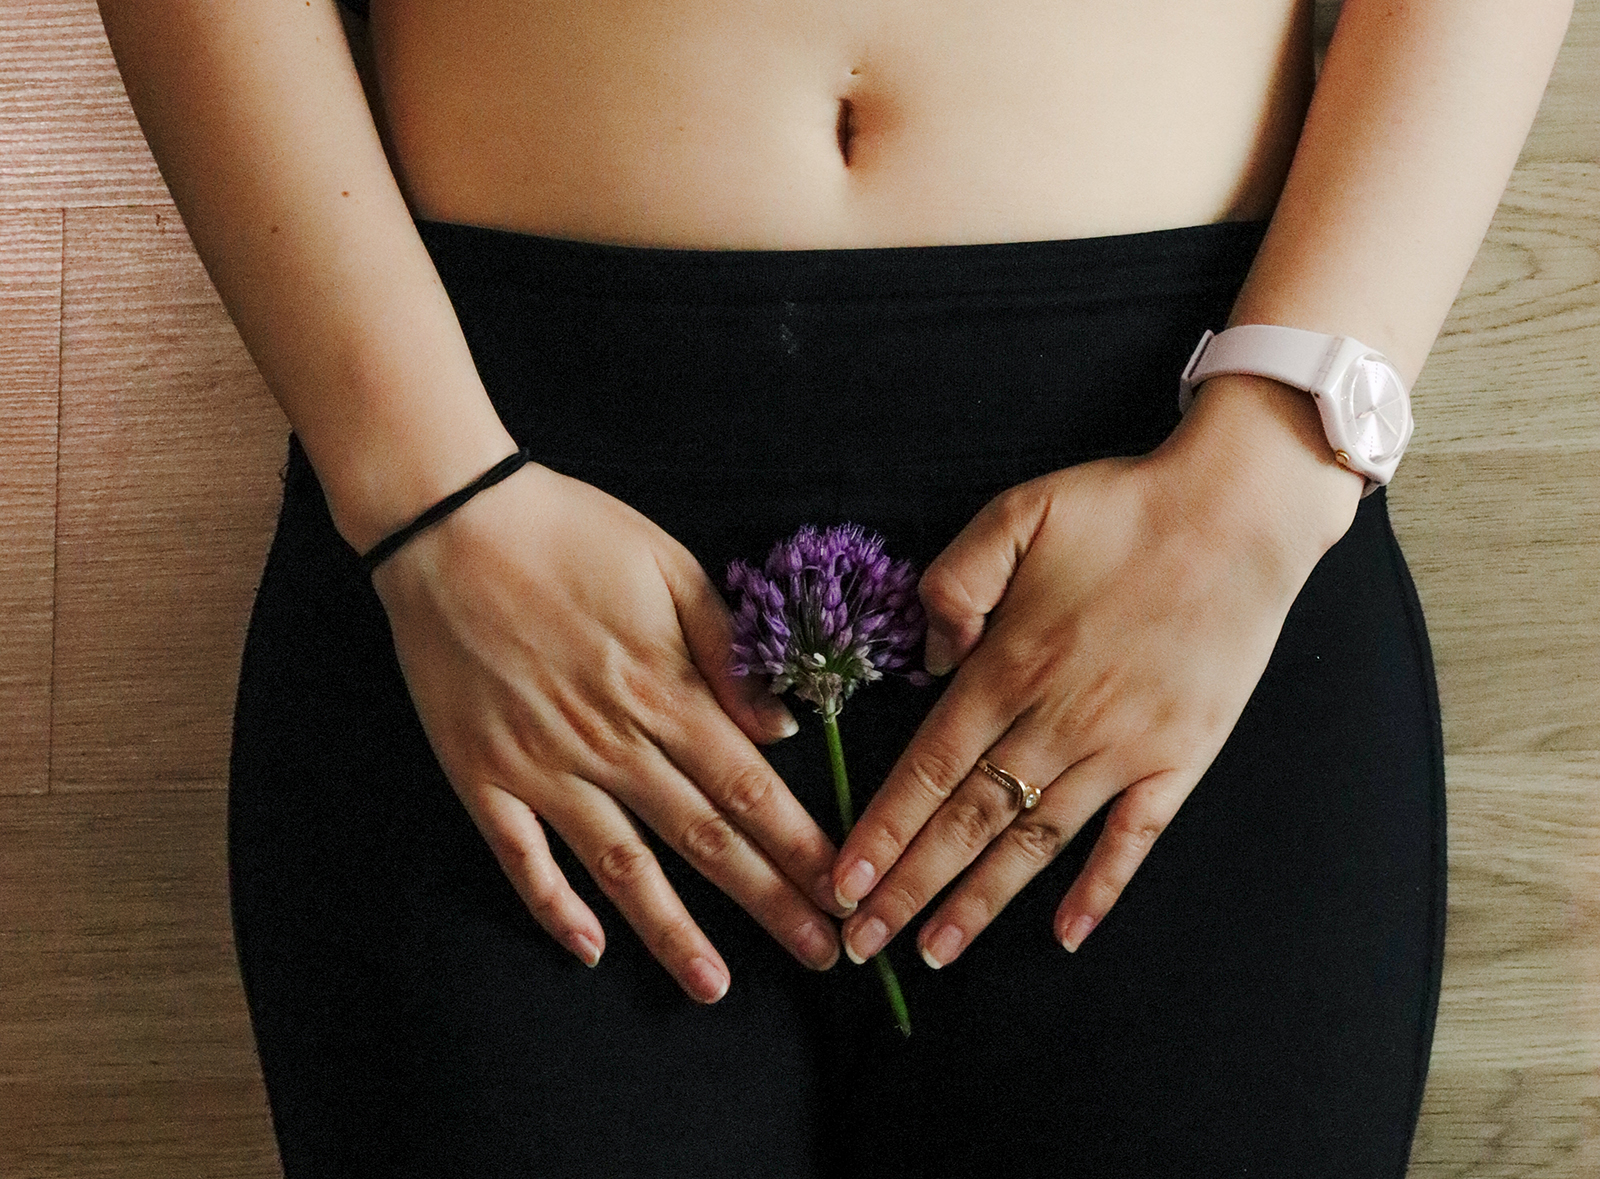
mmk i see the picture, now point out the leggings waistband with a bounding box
[289,217,1272,571]
[415,218,1269,306]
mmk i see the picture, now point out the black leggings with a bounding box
[230,219,1446,1178]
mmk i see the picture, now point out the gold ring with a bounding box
[976,758,1042,810]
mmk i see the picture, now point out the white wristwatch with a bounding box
[1179,324,1414,493]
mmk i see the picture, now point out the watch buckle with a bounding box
[1177,329,1216,413]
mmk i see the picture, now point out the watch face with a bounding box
[1342,356,1413,463]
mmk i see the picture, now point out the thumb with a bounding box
[920,485,1047,675]
[659,546,799,745]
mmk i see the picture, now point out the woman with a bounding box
[98,0,1571,1175]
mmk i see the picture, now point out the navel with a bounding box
[836,96,857,166]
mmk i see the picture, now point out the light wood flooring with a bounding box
[1,1,1596,1174]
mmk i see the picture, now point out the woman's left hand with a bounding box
[831,374,1366,967]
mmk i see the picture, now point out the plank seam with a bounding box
[47,206,64,797]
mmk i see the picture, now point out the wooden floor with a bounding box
[1,1,1596,1174]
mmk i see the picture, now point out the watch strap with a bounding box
[1177,324,1410,497]
[1179,324,1363,412]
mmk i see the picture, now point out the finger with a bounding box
[464,785,605,966]
[654,673,849,919]
[919,484,1047,675]
[610,741,842,972]
[840,736,1052,965]
[910,753,1117,968]
[832,647,1014,909]
[659,544,799,745]
[545,780,735,1003]
[1054,772,1188,952]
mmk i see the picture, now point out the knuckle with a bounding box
[917,565,963,619]
[481,823,550,889]
[681,812,741,870]
[617,652,689,723]
[993,483,1034,531]
[990,635,1072,711]
[479,820,526,868]
[1104,808,1166,860]
[1081,872,1126,915]
[944,793,1008,852]
[654,913,703,959]
[903,743,968,811]
[543,693,633,771]
[879,879,923,926]
[712,761,775,820]
[1008,813,1069,867]
[945,888,1002,930]
[520,872,567,922]
[594,838,656,894]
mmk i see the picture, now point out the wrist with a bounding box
[1154,371,1364,574]
[306,393,518,553]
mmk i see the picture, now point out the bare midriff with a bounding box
[370,0,1313,249]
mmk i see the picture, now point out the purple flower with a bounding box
[727,524,931,717]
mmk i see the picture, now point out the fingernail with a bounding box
[796,921,839,971]
[571,933,602,968]
[817,872,856,916]
[924,631,953,677]
[762,701,799,740]
[686,956,729,1003]
[1062,914,1097,953]
[845,916,889,965]
[919,923,964,970]
[835,859,877,907]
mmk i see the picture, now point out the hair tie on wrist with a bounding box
[360,447,532,575]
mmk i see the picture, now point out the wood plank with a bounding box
[53,205,287,791]
[0,791,279,1177]
[0,1082,282,1179]
[1409,752,1600,1177]
[0,209,61,796]
[1411,164,1600,454]
[1388,447,1600,753]
[0,0,169,209]
[1411,1066,1599,1178]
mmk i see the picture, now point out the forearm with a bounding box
[98,0,513,550]
[1235,0,1574,382]
[1171,0,1572,553]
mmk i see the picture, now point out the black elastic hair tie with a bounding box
[360,447,532,575]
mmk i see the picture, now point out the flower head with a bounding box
[727,524,930,717]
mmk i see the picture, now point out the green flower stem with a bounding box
[873,953,911,1038]
[822,711,911,1038]
[823,711,855,834]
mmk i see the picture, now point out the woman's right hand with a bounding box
[370,462,847,1002]
[97,0,843,1002]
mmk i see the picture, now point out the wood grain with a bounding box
[1,1082,282,1179]
[0,791,278,1178]
[1411,164,1600,454]
[1388,448,1600,754]
[0,0,169,209]
[1412,1066,1600,1178]
[0,209,61,796]
[52,206,287,791]
[1409,753,1600,1177]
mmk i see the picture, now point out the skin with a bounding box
[834,0,1576,968]
[374,0,1313,247]
[95,0,1573,1000]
